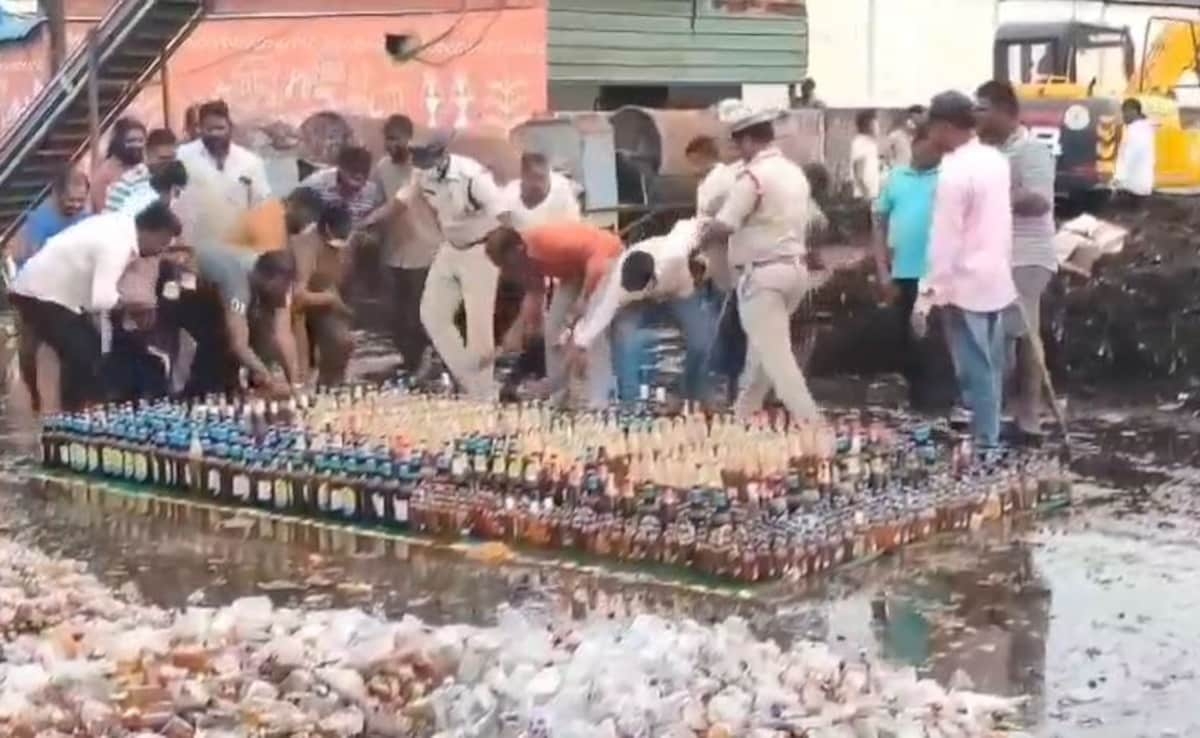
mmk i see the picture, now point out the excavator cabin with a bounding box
[994,21,1135,101]
[995,17,1200,195]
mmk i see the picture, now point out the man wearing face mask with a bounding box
[176,100,271,252]
[91,117,146,212]
[399,129,507,399]
[365,114,442,374]
[105,128,178,213]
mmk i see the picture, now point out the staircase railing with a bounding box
[0,0,202,238]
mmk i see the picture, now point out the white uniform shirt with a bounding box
[573,219,699,349]
[850,133,882,200]
[1115,118,1156,196]
[501,172,581,229]
[176,140,271,249]
[696,161,741,217]
[404,154,505,248]
[11,212,139,313]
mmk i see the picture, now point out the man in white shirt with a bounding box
[10,203,180,412]
[402,129,507,400]
[501,152,581,229]
[567,218,715,405]
[685,135,745,400]
[175,100,271,250]
[1113,97,1155,202]
[850,110,882,202]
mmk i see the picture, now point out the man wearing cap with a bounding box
[914,91,1016,453]
[698,107,821,421]
[389,130,507,399]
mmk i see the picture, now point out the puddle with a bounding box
[2,330,1200,736]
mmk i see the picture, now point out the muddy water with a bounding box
[2,332,1200,737]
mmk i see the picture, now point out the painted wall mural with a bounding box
[0,5,547,136]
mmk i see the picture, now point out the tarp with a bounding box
[0,4,44,45]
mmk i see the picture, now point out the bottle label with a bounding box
[317,483,331,511]
[68,443,84,471]
[232,474,250,500]
[207,469,221,495]
[273,480,291,508]
[184,464,193,488]
[524,460,541,485]
[122,451,133,479]
[334,487,355,516]
[257,480,272,502]
[87,447,99,473]
[451,454,468,479]
[134,453,148,483]
[372,492,386,518]
[394,499,409,523]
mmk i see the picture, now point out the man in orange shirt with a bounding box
[485,221,622,406]
[227,187,324,254]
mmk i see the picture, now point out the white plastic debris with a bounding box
[0,537,1028,738]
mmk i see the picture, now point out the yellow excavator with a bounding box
[994,15,1200,195]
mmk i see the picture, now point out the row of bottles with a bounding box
[39,385,1071,583]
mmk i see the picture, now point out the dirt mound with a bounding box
[1050,197,1200,384]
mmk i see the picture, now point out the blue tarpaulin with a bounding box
[0,6,45,45]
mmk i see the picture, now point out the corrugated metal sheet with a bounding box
[548,0,807,84]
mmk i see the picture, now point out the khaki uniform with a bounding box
[715,147,820,420]
[410,154,503,400]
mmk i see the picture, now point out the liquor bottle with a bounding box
[230,445,252,504]
[252,447,274,510]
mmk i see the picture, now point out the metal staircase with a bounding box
[0,0,204,243]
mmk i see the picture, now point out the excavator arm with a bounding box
[1128,18,1200,96]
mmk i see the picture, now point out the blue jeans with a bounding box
[611,291,717,404]
[943,306,1007,449]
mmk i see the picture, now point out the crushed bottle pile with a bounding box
[40,385,1071,584]
[0,536,1030,737]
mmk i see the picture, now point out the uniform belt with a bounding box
[734,253,805,272]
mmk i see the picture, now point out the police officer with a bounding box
[396,130,506,399]
[699,108,821,421]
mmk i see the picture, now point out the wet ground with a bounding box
[3,331,1200,737]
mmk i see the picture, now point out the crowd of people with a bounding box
[866,83,1155,450]
[1,80,1158,457]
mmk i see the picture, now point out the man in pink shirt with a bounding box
[914,91,1016,451]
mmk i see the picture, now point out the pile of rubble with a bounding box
[1048,196,1200,384]
[0,538,1030,737]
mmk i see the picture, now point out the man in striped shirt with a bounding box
[299,145,384,227]
[105,128,179,214]
[975,80,1057,441]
